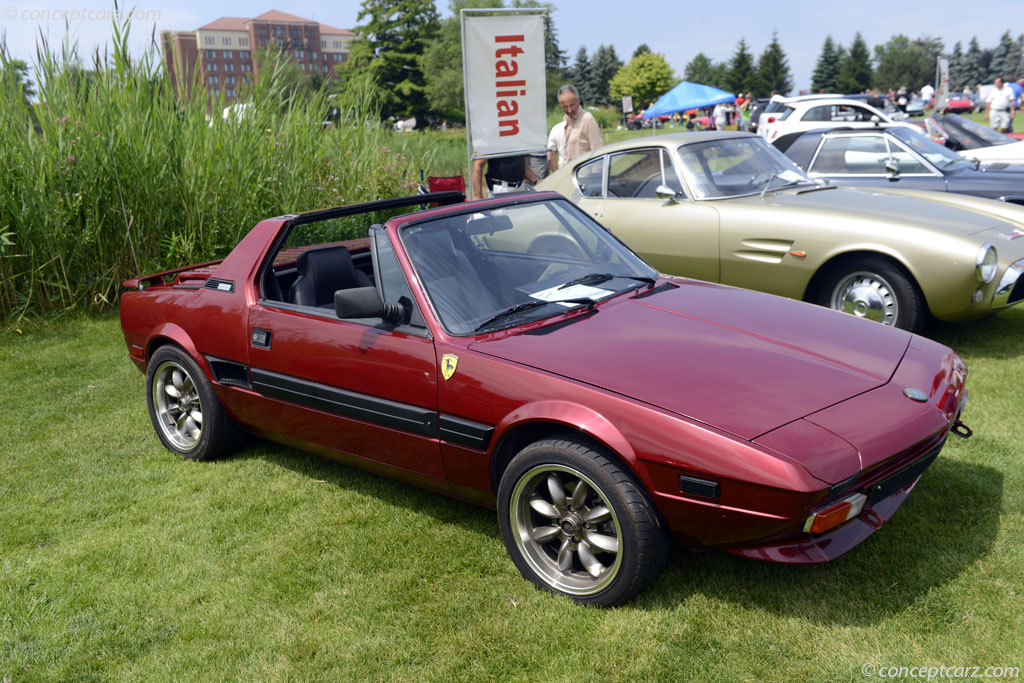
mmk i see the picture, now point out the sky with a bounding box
[1,0,1020,92]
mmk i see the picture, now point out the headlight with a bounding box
[976,243,997,284]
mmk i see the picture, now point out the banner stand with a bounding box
[461,8,548,200]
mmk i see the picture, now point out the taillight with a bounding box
[767,116,776,123]
[803,493,867,534]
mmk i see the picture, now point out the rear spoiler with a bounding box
[122,259,223,291]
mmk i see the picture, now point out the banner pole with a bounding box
[460,9,475,201]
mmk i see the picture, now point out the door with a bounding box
[243,226,444,480]
[576,148,721,282]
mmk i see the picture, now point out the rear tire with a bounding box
[497,437,669,607]
[146,346,240,460]
[816,257,926,333]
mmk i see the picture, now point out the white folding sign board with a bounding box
[463,12,546,157]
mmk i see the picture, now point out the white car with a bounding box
[758,97,923,142]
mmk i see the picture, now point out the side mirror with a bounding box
[884,157,901,177]
[655,184,684,203]
[335,287,405,325]
[870,114,881,124]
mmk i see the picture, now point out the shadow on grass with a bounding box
[232,439,500,540]
[640,455,1003,625]
[229,433,1001,624]
[924,306,1024,361]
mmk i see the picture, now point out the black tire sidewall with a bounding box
[497,438,651,606]
[145,346,224,460]
[818,257,924,333]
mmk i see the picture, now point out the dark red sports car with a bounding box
[120,191,972,606]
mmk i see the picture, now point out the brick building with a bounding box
[161,10,355,101]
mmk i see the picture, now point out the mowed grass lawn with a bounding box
[2,310,1023,681]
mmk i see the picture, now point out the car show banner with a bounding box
[935,57,949,110]
[462,10,547,161]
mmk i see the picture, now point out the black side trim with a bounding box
[204,278,236,293]
[439,414,494,450]
[523,310,597,335]
[634,282,679,299]
[678,474,720,499]
[868,441,943,505]
[250,367,436,437]
[206,357,252,390]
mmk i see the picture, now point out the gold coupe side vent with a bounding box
[735,239,794,264]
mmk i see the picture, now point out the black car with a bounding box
[773,125,1024,205]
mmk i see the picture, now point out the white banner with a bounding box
[463,13,546,157]
[935,57,949,109]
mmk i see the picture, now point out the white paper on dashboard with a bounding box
[530,284,614,306]
[779,170,805,182]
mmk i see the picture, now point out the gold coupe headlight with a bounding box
[976,244,997,284]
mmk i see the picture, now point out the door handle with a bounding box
[251,328,272,349]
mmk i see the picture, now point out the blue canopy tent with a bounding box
[641,81,736,119]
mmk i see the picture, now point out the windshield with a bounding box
[675,136,814,199]
[889,127,971,170]
[399,199,658,335]
[944,114,1016,149]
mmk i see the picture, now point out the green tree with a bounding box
[568,46,595,103]
[811,36,841,93]
[684,52,726,89]
[590,44,623,106]
[962,37,986,89]
[0,56,35,106]
[873,34,930,90]
[340,0,440,120]
[754,31,792,97]
[632,44,651,59]
[725,38,756,95]
[1005,34,1023,80]
[419,12,465,122]
[836,32,872,93]
[609,51,676,109]
[949,41,964,89]
[989,30,1015,80]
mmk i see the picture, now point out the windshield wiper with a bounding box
[474,298,597,332]
[558,272,657,290]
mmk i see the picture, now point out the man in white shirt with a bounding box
[546,120,566,172]
[920,82,935,107]
[985,77,1016,133]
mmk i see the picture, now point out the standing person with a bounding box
[554,85,602,168]
[920,82,935,108]
[712,102,728,130]
[985,77,1016,133]
[471,155,538,201]
[546,119,566,172]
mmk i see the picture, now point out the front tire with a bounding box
[146,346,239,460]
[817,257,925,333]
[497,437,669,607]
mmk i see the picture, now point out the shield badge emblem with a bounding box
[441,354,459,381]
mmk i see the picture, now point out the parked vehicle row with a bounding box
[757,95,921,141]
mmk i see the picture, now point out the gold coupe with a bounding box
[537,131,1024,331]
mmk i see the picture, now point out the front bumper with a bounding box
[992,258,1024,309]
[720,443,944,563]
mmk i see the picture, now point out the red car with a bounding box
[940,92,975,114]
[120,191,972,606]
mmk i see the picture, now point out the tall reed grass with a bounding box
[0,19,461,320]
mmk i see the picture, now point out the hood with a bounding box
[756,186,1014,237]
[471,281,910,440]
[962,140,1024,165]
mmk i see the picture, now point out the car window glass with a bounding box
[676,137,810,198]
[574,157,605,198]
[887,140,929,174]
[778,105,796,121]
[813,136,888,174]
[373,228,425,328]
[802,105,829,122]
[400,200,656,336]
[605,149,684,199]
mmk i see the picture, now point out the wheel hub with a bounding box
[560,512,583,537]
[843,284,886,321]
